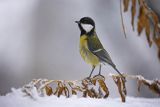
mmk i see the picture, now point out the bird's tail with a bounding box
[113,67,126,82]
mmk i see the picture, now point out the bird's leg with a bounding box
[93,65,105,79]
[84,66,95,83]
[88,65,95,78]
[98,64,102,75]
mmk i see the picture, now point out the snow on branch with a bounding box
[21,74,160,102]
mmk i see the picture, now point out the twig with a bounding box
[120,0,127,38]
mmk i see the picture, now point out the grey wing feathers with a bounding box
[93,49,116,67]
[87,35,116,67]
[94,49,125,79]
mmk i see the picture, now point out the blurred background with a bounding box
[0,0,160,97]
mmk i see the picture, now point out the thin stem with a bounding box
[89,66,95,78]
[120,0,127,38]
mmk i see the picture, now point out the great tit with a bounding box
[75,17,124,79]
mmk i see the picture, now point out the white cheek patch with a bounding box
[81,24,93,32]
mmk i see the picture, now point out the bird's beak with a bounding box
[75,21,80,24]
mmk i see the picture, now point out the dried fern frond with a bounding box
[21,74,160,102]
[136,75,160,95]
[122,0,160,60]
[111,74,127,102]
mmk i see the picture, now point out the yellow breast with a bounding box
[79,35,99,66]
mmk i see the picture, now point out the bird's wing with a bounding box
[87,34,125,79]
[87,34,116,67]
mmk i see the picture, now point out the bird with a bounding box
[75,17,125,79]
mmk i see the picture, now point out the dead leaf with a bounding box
[145,17,152,47]
[112,76,127,102]
[123,0,130,12]
[72,89,77,95]
[137,6,145,35]
[64,86,69,97]
[131,0,136,30]
[45,85,53,96]
[137,77,160,96]
[98,79,109,98]
[57,87,64,97]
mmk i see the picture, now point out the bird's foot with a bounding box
[93,74,105,81]
[82,77,93,85]
[121,77,127,82]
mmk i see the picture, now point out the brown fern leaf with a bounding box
[45,85,53,96]
[98,79,109,98]
[88,88,98,98]
[137,6,145,35]
[131,0,136,30]
[72,89,77,95]
[123,0,130,12]
[150,11,159,38]
[122,0,160,60]
[64,85,70,97]
[112,76,127,102]
[145,17,152,47]
[137,76,160,96]
[53,87,59,95]
[57,87,64,97]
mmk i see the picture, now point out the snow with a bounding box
[0,88,160,107]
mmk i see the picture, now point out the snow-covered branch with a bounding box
[21,74,160,102]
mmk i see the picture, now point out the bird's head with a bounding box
[75,17,95,34]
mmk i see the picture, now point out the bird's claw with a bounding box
[93,74,105,81]
[83,77,93,84]
[122,77,126,82]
